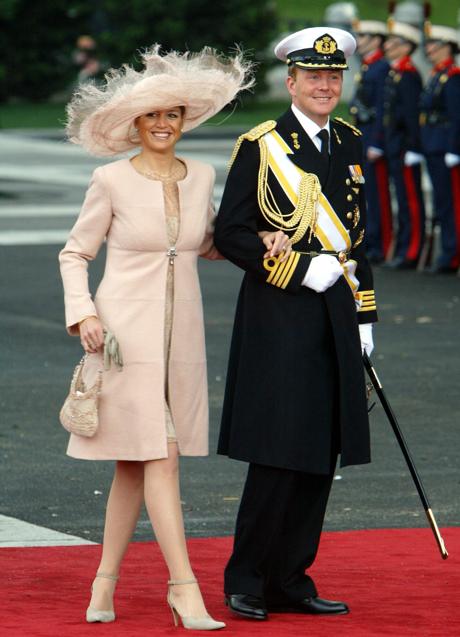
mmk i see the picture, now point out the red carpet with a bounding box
[1,527,458,637]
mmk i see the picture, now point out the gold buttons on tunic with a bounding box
[347,194,353,202]
[346,178,351,186]
[347,212,353,219]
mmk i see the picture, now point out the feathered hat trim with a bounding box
[66,44,254,157]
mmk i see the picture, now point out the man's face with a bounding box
[384,36,411,61]
[356,33,381,57]
[286,69,343,126]
[425,41,451,65]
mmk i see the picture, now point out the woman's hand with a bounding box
[259,230,292,262]
[79,316,104,353]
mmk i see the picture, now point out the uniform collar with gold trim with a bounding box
[290,104,330,150]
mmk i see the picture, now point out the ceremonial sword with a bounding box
[363,352,448,560]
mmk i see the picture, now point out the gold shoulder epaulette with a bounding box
[228,120,277,169]
[333,117,363,136]
[245,120,277,141]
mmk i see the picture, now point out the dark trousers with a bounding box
[425,155,460,268]
[224,462,336,604]
[363,156,393,260]
[388,157,426,261]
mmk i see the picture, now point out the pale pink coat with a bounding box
[59,157,218,460]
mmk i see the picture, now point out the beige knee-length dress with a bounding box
[153,159,188,442]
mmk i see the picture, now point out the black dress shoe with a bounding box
[269,596,349,615]
[225,594,267,620]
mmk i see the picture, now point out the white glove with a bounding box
[359,323,374,356]
[445,153,460,168]
[404,151,423,166]
[367,145,384,159]
[302,254,343,293]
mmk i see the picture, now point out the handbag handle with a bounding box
[73,328,123,392]
[71,355,103,395]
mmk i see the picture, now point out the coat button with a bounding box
[346,178,351,185]
[347,212,353,219]
[347,194,353,201]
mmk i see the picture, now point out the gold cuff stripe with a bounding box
[264,252,300,289]
[273,251,298,285]
[356,289,376,312]
[280,252,300,289]
[265,254,288,283]
[271,253,294,285]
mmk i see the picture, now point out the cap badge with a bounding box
[314,34,338,55]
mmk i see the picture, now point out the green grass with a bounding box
[0,103,67,129]
[276,0,458,27]
[3,1,454,130]
[0,100,350,130]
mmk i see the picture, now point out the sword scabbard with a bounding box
[363,353,449,561]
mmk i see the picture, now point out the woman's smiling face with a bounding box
[135,107,184,153]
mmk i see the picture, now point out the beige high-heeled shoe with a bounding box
[86,571,119,623]
[167,578,226,630]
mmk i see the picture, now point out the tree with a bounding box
[1,0,278,102]
[0,1,90,102]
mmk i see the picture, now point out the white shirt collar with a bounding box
[291,104,330,141]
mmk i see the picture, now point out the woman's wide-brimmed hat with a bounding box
[66,45,254,157]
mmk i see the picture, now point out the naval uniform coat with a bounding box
[215,109,378,475]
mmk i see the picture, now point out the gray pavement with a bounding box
[0,129,458,546]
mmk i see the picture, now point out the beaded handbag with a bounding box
[59,330,123,437]
[59,355,102,437]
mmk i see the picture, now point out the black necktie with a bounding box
[316,129,330,180]
[317,129,329,158]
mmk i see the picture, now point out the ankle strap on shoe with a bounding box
[96,571,119,581]
[168,578,198,586]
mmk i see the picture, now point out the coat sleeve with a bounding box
[445,74,460,155]
[199,166,224,260]
[400,71,423,153]
[369,62,389,150]
[214,139,311,292]
[59,166,113,335]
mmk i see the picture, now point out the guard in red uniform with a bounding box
[376,22,426,268]
[351,20,393,263]
[420,25,460,273]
